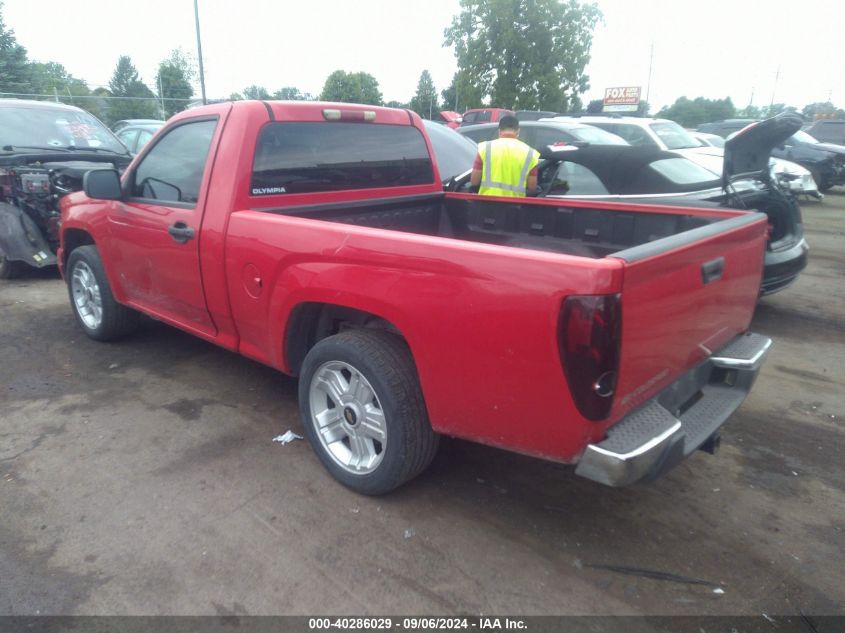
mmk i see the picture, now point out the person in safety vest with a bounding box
[470,114,539,197]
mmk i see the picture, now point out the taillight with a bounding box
[558,294,621,421]
[322,109,376,122]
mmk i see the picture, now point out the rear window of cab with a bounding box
[251,122,434,195]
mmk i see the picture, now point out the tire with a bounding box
[0,254,27,279]
[298,329,439,495]
[66,245,140,341]
[810,168,830,193]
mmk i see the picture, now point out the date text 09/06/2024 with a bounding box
[308,617,527,630]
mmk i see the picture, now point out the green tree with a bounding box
[107,55,158,123]
[409,70,438,119]
[242,84,271,100]
[801,101,844,120]
[27,61,108,120]
[319,70,383,105]
[763,103,797,118]
[657,96,735,127]
[155,49,195,118]
[0,2,30,94]
[441,70,483,112]
[272,86,313,100]
[737,104,762,118]
[444,0,602,112]
[586,98,603,113]
[385,100,409,109]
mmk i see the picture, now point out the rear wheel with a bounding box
[67,245,139,341]
[298,329,439,495]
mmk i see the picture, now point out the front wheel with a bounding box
[298,329,439,495]
[66,245,139,341]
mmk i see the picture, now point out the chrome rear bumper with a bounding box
[575,332,771,487]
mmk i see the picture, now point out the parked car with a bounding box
[450,113,808,295]
[690,131,821,200]
[700,120,845,191]
[697,119,756,138]
[804,119,845,145]
[111,118,165,134]
[60,100,771,494]
[548,114,702,151]
[0,99,132,278]
[422,119,478,184]
[436,111,462,129]
[690,131,725,148]
[115,122,164,155]
[772,130,845,191]
[457,120,628,148]
[460,107,514,127]
[515,110,561,121]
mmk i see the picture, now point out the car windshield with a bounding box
[423,120,477,182]
[0,104,128,154]
[650,122,699,150]
[791,130,819,144]
[569,126,628,145]
[0,106,126,154]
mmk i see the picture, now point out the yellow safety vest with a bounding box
[478,137,539,197]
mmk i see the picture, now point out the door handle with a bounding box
[701,257,724,284]
[168,222,195,243]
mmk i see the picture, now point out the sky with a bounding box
[3,0,844,113]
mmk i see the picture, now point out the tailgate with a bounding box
[609,212,767,420]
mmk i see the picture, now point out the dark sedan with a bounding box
[698,119,845,191]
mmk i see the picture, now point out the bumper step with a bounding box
[575,332,772,487]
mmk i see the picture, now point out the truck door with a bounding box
[106,117,218,335]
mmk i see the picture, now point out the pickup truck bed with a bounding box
[275,192,723,259]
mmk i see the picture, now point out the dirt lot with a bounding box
[1,191,843,618]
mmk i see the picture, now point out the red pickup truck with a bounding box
[59,101,772,495]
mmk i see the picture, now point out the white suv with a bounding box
[544,115,703,152]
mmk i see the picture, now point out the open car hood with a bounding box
[723,113,802,188]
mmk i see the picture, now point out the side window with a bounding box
[117,129,138,152]
[548,162,609,195]
[477,110,492,123]
[130,119,217,205]
[463,112,477,124]
[614,125,658,147]
[136,129,155,151]
[462,127,496,144]
[533,128,575,149]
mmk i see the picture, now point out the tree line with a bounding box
[2,0,841,129]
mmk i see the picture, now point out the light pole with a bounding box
[194,0,208,105]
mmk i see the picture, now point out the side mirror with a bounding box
[83,169,122,200]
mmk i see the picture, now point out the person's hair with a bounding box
[498,114,519,131]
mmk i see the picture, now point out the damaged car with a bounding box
[0,99,132,278]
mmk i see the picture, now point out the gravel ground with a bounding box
[1,190,843,618]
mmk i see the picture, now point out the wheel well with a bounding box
[285,303,404,376]
[62,229,95,265]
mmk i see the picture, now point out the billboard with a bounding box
[603,86,641,112]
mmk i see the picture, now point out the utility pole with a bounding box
[644,41,654,107]
[769,65,780,112]
[158,73,166,119]
[193,0,208,105]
